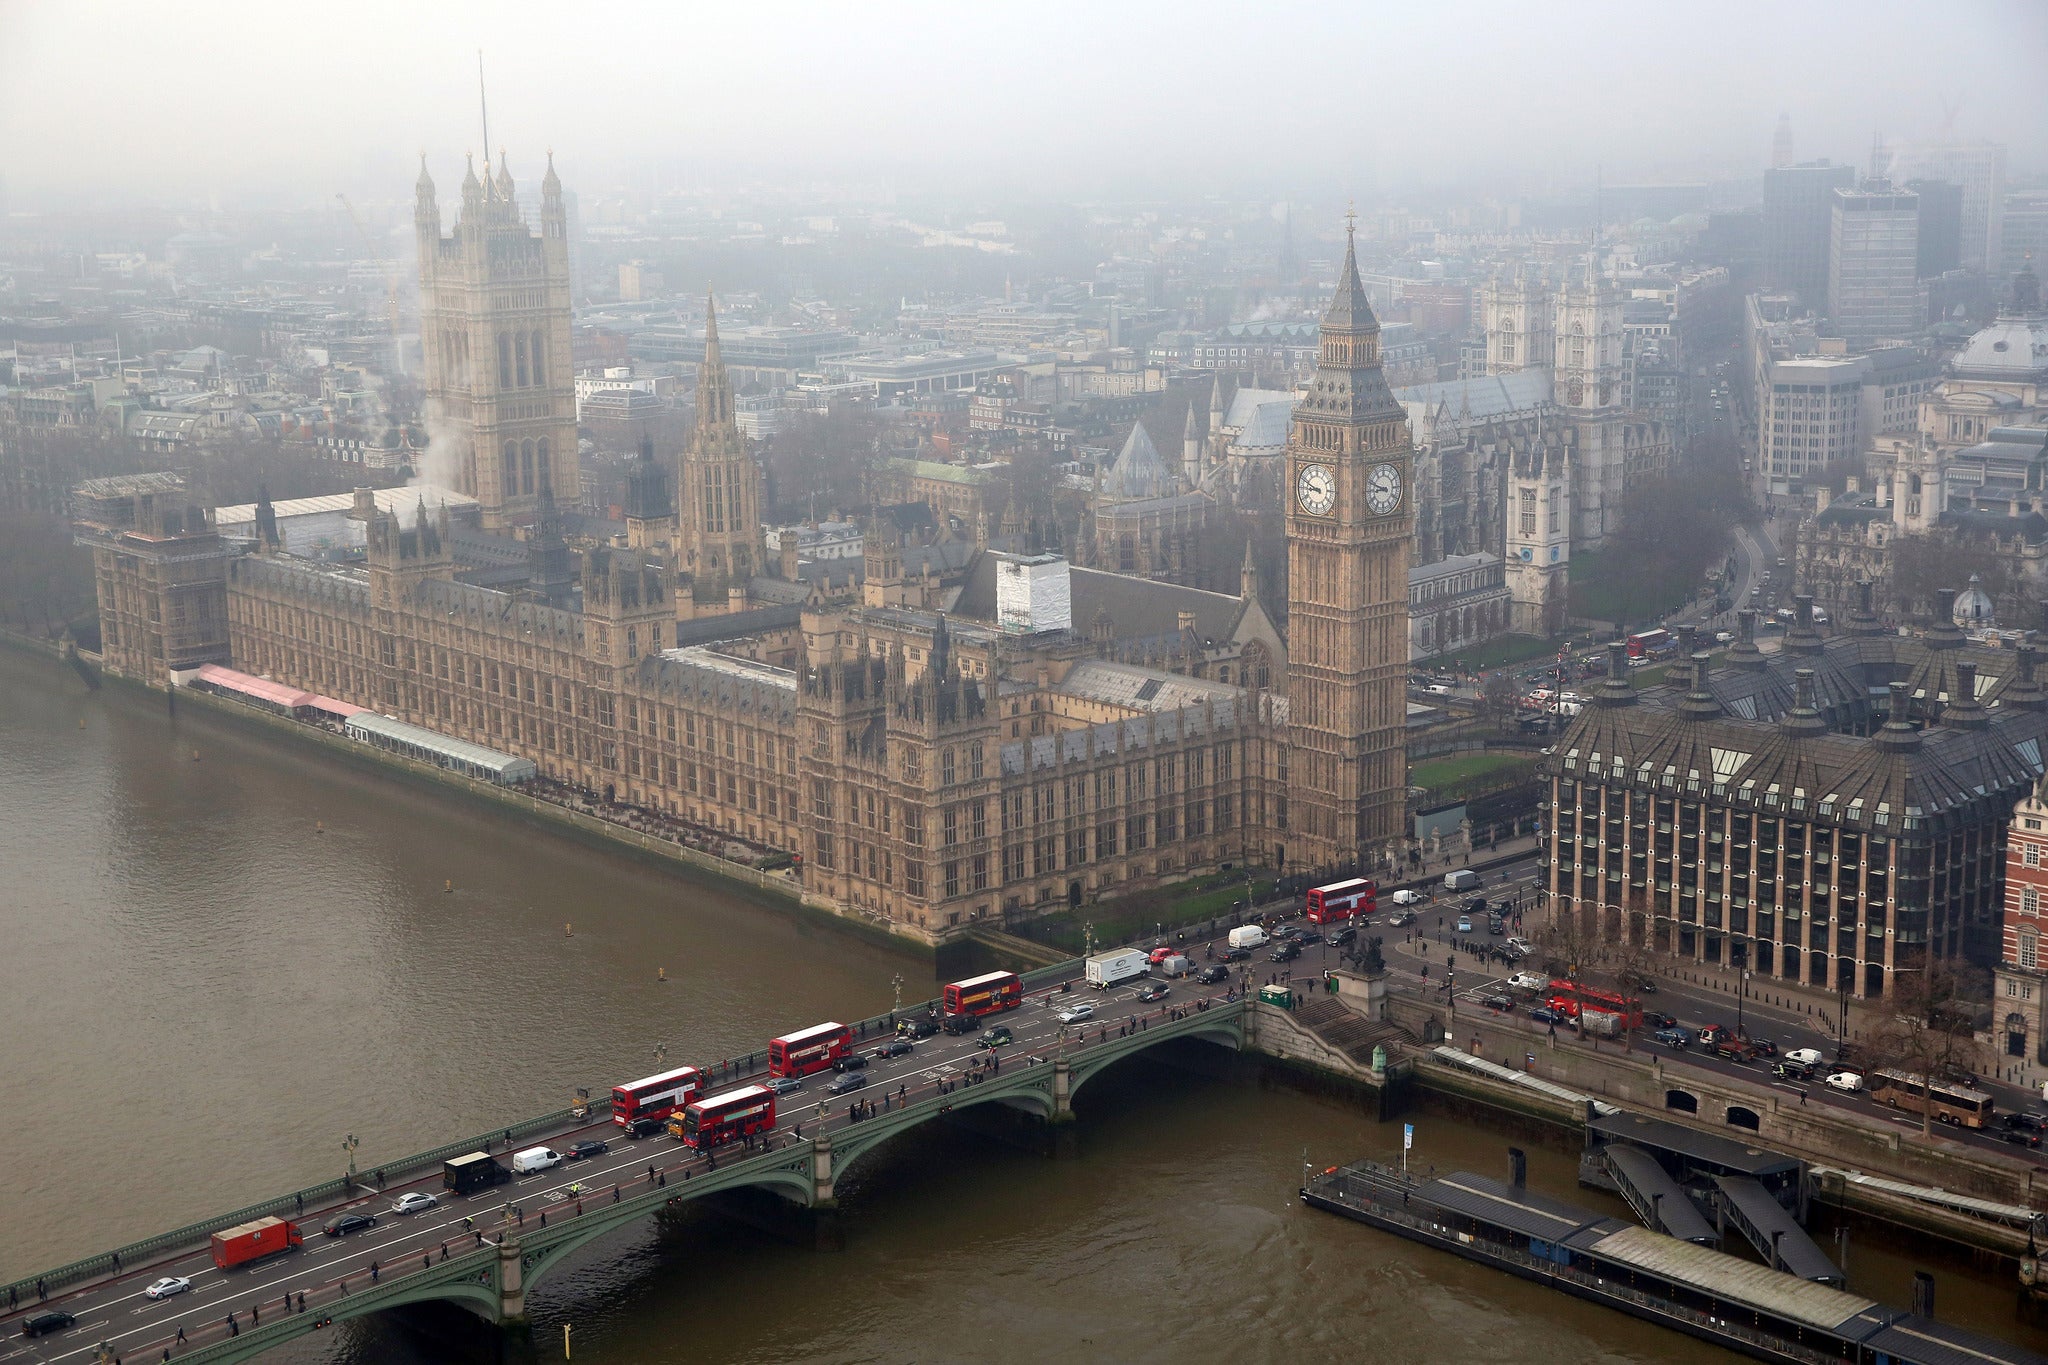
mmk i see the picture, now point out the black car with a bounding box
[627,1114,667,1138]
[21,1310,75,1338]
[323,1212,378,1237]
[826,1071,869,1096]
[1270,942,1301,963]
[1220,947,1252,963]
[899,1015,940,1039]
[1643,1011,1678,1030]
[941,1012,979,1034]
[979,1025,1015,1048]
[2007,1111,2048,1134]
[1295,930,1324,947]
[1481,994,1514,1013]
[1773,1059,1817,1081]
[832,1053,869,1073]
[872,1038,914,1059]
[566,1139,610,1161]
[2002,1127,2043,1149]
[1328,926,1357,947]
[1196,964,1229,985]
[1463,897,1488,918]
[1137,983,1170,1002]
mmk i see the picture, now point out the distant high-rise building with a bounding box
[1828,182,1923,342]
[1885,139,2006,273]
[2003,192,2048,281]
[1764,161,1855,310]
[1906,179,1964,279]
[1772,113,1795,169]
[415,152,577,532]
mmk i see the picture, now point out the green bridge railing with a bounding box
[4,955,1087,1304]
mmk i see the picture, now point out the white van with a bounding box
[1443,869,1480,892]
[512,1146,562,1176]
[1228,924,1268,950]
[1507,971,1548,993]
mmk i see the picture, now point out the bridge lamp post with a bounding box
[343,1133,359,1183]
[892,974,903,1014]
[653,1043,667,1072]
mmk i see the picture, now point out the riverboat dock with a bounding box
[1301,1153,2043,1365]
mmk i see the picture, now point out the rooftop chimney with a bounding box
[1781,667,1829,738]
[1680,651,1723,721]
[1597,641,1637,706]
[1874,679,1923,751]
[1946,660,1989,729]
[1727,608,1767,670]
[2009,645,2048,711]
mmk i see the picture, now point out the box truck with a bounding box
[443,1151,512,1195]
[210,1216,302,1271]
[1084,948,1150,989]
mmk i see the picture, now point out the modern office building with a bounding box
[1764,161,1856,310]
[1828,183,1923,343]
[1886,139,2006,274]
[1906,179,1964,279]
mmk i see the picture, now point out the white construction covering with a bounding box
[994,551,1072,634]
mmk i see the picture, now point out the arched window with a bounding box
[501,440,517,499]
[520,440,536,496]
[497,334,512,389]
[530,330,546,387]
[536,438,550,494]
[515,334,529,388]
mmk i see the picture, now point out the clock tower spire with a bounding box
[1283,214,1413,873]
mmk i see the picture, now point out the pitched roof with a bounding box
[1100,420,1180,501]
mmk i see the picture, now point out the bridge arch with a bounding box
[1725,1104,1761,1131]
[1665,1089,1699,1114]
[1066,1021,1244,1104]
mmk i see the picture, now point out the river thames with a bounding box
[2,644,2039,1363]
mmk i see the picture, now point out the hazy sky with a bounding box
[3,0,2043,207]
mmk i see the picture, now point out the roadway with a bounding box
[0,963,1246,1364]
[1362,863,2047,1168]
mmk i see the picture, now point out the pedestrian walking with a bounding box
[176,1326,187,1344]
[297,1293,306,1313]
[539,1212,547,1228]
[112,1251,122,1272]
[252,1302,260,1325]
[369,1263,378,1285]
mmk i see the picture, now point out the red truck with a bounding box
[210,1216,303,1270]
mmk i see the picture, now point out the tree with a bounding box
[1477,672,1521,731]
[760,403,878,522]
[1865,964,1985,1136]
[1890,530,2014,622]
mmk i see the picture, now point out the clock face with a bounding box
[1366,462,1403,517]
[1296,463,1336,517]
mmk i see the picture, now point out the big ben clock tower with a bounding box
[1285,215,1413,873]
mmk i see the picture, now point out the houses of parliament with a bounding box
[75,156,1413,943]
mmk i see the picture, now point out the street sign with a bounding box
[1403,1123,1413,1150]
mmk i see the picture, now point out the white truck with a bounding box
[1580,1009,1623,1039]
[1443,869,1480,892]
[1227,924,1269,951]
[1084,948,1150,990]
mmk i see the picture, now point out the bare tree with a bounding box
[1864,964,1985,1136]
[1477,672,1521,732]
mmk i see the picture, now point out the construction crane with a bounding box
[336,193,405,379]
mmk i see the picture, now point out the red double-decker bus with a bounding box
[769,1022,853,1078]
[611,1065,703,1130]
[1543,978,1642,1029]
[678,1085,777,1149]
[1305,878,1376,924]
[943,970,1023,1019]
[1626,629,1674,661]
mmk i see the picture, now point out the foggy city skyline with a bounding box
[3,0,2045,207]
[12,2,2048,1362]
